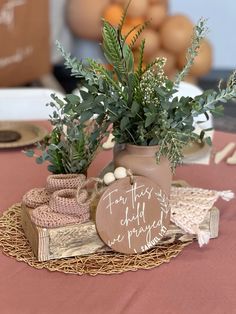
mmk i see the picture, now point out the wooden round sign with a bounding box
[95,176,170,254]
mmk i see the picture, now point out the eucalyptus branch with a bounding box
[196,80,236,111]
[204,89,236,109]
[174,18,208,86]
[56,41,84,77]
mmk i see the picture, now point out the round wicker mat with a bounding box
[0,204,192,276]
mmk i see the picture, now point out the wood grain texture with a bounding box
[21,204,106,261]
[21,204,219,262]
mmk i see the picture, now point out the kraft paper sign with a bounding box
[0,0,51,86]
[96,176,170,254]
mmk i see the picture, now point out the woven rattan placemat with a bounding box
[0,204,192,276]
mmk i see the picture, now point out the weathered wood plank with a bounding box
[209,207,220,238]
[21,204,106,261]
[48,221,106,259]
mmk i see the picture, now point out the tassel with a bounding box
[197,229,210,247]
[217,190,235,201]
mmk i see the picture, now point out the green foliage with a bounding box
[174,17,208,85]
[128,21,149,49]
[117,0,131,31]
[26,93,109,174]
[136,39,145,81]
[52,6,236,171]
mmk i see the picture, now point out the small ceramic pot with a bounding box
[113,144,172,196]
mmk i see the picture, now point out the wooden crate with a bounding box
[21,203,219,262]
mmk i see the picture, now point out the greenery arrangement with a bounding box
[26,93,104,174]
[28,2,236,172]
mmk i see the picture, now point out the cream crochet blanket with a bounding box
[170,186,234,247]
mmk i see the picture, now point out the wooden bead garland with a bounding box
[103,167,128,185]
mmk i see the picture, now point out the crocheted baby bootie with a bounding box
[31,205,82,228]
[30,189,90,228]
[46,174,86,193]
[50,189,90,221]
[22,188,50,209]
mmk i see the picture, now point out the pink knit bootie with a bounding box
[22,173,86,209]
[30,205,82,228]
[50,189,90,218]
[46,174,86,193]
[22,188,50,209]
[30,188,90,228]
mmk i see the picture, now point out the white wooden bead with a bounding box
[102,133,115,150]
[114,167,127,179]
[103,172,116,185]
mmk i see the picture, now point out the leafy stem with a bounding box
[174,18,208,86]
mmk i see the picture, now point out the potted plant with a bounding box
[39,4,236,195]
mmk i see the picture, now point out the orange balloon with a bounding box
[160,15,194,54]
[143,29,161,60]
[103,4,123,26]
[67,0,110,40]
[126,16,145,28]
[149,0,168,4]
[132,28,161,60]
[127,0,149,18]
[113,0,126,4]
[178,39,213,76]
[146,4,167,29]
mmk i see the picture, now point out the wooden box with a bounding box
[21,204,219,262]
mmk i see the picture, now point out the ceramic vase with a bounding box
[113,144,172,196]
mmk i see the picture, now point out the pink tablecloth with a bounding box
[0,127,236,314]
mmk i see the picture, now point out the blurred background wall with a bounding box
[1,0,235,90]
[0,0,235,130]
[170,0,236,69]
[50,0,72,64]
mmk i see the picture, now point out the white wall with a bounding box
[170,0,236,70]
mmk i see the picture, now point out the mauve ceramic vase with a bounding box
[113,144,172,196]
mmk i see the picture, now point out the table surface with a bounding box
[0,124,236,314]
